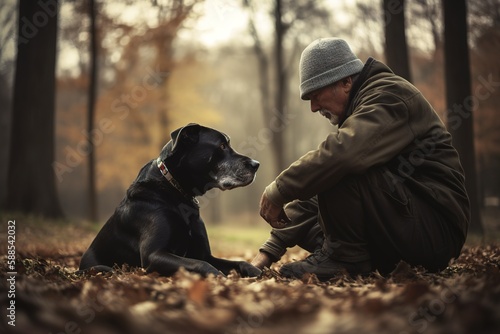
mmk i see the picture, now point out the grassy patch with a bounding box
[206,223,270,255]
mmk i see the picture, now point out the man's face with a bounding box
[307,79,352,126]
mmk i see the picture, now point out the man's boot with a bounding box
[279,240,372,281]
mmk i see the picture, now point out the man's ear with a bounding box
[170,123,202,152]
[341,76,353,93]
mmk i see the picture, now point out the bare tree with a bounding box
[5,0,64,218]
[243,0,272,133]
[0,2,16,207]
[383,0,412,81]
[243,0,329,174]
[468,0,500,43]
[442,0,483,235]
[0,2,16,62]
[273,0,287,172]
[87,0,98,222]
[411,0,442,59]
[472,16,500,207]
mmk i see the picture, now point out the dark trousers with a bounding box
[260,167,465,273]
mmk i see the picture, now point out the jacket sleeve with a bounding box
[266,90,418,206]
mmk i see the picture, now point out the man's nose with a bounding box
[310,99,319,113]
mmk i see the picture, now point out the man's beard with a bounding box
[319,109,340,126]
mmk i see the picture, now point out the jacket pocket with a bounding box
[375,169,414,218]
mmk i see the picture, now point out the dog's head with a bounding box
[159,123,259,196]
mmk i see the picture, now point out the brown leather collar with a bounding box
[156,157,199,206]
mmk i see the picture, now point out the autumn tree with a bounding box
[50,1,202,219]
[5,0,64,218]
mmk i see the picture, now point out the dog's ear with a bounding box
[159,123,202,160]
[170,123,202,152]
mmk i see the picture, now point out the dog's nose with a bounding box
[247,159,260,172]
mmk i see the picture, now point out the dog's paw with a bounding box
[238,262,262,277]
[199,262,225,277]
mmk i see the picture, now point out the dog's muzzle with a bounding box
[215,158,259,190]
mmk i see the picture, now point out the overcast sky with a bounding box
[0,0,381,76]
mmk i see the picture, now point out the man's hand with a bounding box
[259,192,291,229]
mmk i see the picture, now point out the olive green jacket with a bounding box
[266,58,469,236]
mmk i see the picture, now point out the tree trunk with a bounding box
[6,0,63,218]
[383,0,412,82]
[244,0,272,129]
[273,0,287,172]
[442,0,483,235]
[244,0,295,175]
[87,0,98,222]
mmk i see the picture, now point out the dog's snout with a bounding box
[247,159,260,172]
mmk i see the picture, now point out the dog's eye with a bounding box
[220,143,227,150]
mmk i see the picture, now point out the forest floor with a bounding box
[0,210,499,334]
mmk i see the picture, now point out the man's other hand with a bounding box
[259,192,291,228]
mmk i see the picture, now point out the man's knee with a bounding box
[284,197,318,223]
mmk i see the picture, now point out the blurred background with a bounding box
[0,0,498,236]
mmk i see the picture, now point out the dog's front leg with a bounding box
[187,218,261,277]
[208,257,262,277]
[145,250,224,277]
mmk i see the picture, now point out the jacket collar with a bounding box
[339,57,378,127]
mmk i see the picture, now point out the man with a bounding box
[252,38,469,280]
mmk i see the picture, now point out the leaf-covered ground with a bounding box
[1,218,499,334]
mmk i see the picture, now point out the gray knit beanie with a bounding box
[299,38,364,100]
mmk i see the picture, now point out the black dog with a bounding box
[79,123,261,277]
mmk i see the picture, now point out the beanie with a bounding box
[299,38,364,100]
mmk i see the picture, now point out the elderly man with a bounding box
[252,38,469,280]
